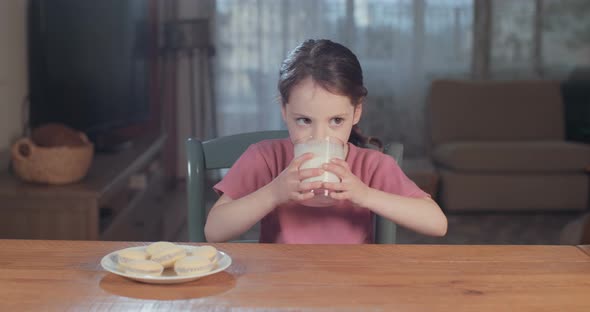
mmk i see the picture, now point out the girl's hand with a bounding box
[269,153,324,206]
[322,158,371,207]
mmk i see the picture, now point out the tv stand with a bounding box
[0,134,183,241]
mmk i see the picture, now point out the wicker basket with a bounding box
[11,133,94,185]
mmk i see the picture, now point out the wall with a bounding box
[0,1,27,172]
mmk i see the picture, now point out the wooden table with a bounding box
[1,240,590,311]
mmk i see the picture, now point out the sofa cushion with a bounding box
[428,80,565,146]
[438,169,589,211]
[433,141,590,172]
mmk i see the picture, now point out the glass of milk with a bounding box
[293,136,346,207]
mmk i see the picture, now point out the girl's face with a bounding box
[281,77,362,145]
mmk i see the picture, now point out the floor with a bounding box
[167,181,587,245]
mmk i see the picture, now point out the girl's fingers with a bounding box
[292,190,315,201]
[298,168,324,180]
[298,181,323,192]
[330,158,349,169]
[322,181,347,191]
[322,162,348,178]
[329,191,349,200]
[291,152,314,169]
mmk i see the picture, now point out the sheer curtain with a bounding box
[211,0,590,157]
[213,0,473,157]
[486,0,590,79]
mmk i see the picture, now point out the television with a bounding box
[28,0,158,151]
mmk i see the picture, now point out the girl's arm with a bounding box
[204,153,324,242]
[204,184,278,243]
[322,158,447,237]
[361,190,447,237]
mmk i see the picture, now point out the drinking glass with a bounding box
[293,136,346,207]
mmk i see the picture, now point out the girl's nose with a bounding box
[312,127,327,139]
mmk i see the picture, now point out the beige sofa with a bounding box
[427,80,590,212]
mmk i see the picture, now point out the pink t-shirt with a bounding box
[213,138,428,244]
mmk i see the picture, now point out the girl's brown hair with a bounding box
[278,39,382,150]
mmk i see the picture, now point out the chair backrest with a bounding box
[187,131,402,244]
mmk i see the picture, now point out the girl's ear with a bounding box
[353,103,363,125]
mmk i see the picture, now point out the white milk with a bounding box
[294,138,345,183]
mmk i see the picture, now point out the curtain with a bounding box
[485,0,590,79]
[173,0,217,177]
[213,0,473,157]
[211,0,590,157]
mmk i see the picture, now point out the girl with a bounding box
[205,39,447,243]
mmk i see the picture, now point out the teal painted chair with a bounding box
[186,130,403,244]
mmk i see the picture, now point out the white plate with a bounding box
[100,245,232,284]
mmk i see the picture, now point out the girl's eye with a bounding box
[295,118,311,125]
[330,117,344,126]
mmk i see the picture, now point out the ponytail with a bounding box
[349,125,383,151]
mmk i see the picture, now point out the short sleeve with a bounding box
[213,144,274,200]
[369,154,430,199]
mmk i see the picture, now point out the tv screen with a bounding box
[28,0,154,140]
